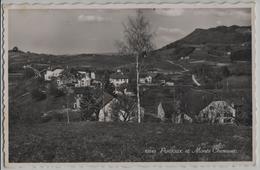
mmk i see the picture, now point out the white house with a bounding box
[157,102,166,121]
[165,82,174,86]
[73,93,83,110]
[75,77,91,87]
[90,72,96,79]
[74,71,95,87]
[44,68,64,81]
[98,93,144,122]
[198,101,236,124]
[109,70,129,87]
[139,75,152,84]
[180,56,190,60]
[99,98,118,122]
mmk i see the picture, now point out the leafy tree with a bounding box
[49,81,65,97]
[104,80,116,96]
[80,88,102,121]
[12,46,19,52]
[103,70,116,96]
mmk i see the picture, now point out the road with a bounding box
[192,74,201,87]
[165,59,203,87]
[166,60,189,72]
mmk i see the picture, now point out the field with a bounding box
[9,122,252,162]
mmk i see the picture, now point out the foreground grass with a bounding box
[9,122,252,162]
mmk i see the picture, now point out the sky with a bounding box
[9,8,251,55]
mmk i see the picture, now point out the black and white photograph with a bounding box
[4,4,254,164]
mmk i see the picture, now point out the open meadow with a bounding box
[9,122,252,162]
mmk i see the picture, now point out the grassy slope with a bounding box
[9,122,252,162]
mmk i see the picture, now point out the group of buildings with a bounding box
[41,66,237,125]
[43,66,97,88]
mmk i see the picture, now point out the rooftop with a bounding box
[110,72,128,79]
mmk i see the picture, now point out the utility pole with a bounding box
[102,76,105,119]
[65,66,71,125]
[66,92,70,124]
[136,53,141,123]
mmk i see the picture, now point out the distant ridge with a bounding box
[157,25,251,51]
[149,25,251,62]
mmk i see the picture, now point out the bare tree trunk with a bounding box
[136,53,141,123]
[66,87,70,124]
[66,96,70,124]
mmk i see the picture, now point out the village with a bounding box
[22,60,239,125]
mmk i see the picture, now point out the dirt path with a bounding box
[192,74,201,86]
[166,60,189,72]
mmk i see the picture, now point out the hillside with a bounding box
[161,25,251,49]
[152,25,251,62]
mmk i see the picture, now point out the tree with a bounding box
[12,46,19,52]
[115,10,155,54]
[49,81,65,97]
[80,88,102,121]
[104,81,116,96]
[111,94,137,122]
[115,9,155,123]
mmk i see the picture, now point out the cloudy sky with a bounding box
[9,8,251,54]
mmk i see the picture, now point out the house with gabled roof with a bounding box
[139,73,152,84]
[98,93,118,122]
[44,67,64,81]
[98,93,144,122]
[197,100,236,124]
[109,70,129,87]
[73,87,91,110]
